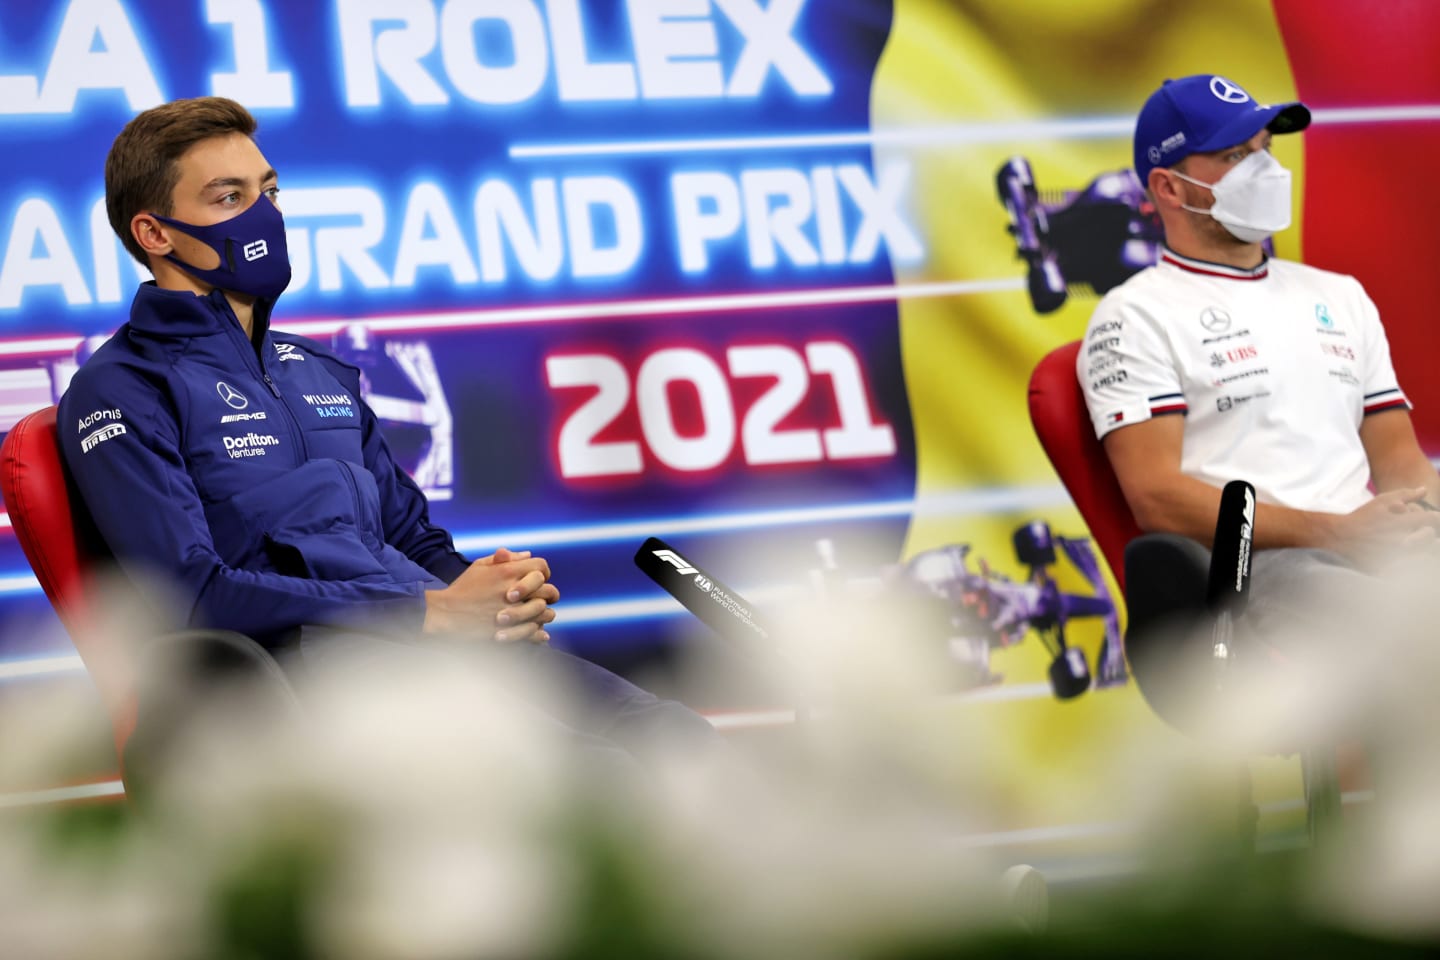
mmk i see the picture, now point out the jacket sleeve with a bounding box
[58,368,430,642]
[305,346,470,582]
[357,394,472,584]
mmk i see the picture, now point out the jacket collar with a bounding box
[127,281,277,341]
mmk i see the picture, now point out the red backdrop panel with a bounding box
[1274,0,1440,448]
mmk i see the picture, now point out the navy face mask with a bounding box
[153,197,292,300]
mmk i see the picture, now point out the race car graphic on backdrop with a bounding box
[905,519,1125,701]
[995,157,1162,315]
[996,156,1279,316]
[800,521,1124,702]
[332,325,453,501]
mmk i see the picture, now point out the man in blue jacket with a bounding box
[59,96,718,762]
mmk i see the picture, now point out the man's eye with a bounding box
[219,192,240,205]
[264,186,280,200]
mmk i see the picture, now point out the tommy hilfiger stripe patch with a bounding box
[1149,392,1187,416]
[1363,387,1410,415]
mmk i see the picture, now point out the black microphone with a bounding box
[1206,480,1256,683]
[633,537,774,647]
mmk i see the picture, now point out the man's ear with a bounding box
[131,213,173,259]
[1147,167,1183,209]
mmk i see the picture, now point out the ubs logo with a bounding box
[216,381,249,410]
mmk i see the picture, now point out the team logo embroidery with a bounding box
[216,381,249,410]
[1316,304,1333,327]
[1209,76,1250,104]
[275,343,305,362]
[1200,307,1232,333]
[242,239,268,261]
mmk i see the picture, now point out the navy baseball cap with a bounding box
[1133,74,1311,186]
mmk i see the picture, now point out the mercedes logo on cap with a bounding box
[216,381,249,410]
[1209,76,1250,104]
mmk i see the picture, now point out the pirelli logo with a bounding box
[81,422,126,452]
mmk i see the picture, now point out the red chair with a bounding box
[0,405,138,759]
[1027,341,1206,721]
[1027,340,1346,844]
[2,406,302,793]
[1026,340,1142,593]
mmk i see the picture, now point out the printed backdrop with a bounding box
[1,0,1437,827]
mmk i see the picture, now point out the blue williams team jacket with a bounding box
[57,282,471,645]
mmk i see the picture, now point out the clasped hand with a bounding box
[423,547,559,643]
[1332,487,1440,567]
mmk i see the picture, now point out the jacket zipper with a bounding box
[217,296,309,462]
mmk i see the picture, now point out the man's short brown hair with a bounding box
[105,97,258,266]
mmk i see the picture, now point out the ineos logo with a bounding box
[1200,307,1232,333]
[216,381,249,410]
[1209,76,1250,104]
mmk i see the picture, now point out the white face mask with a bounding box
[1172,149,1293,243]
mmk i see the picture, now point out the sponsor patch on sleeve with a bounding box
[81,422,127,452]
[77,407,126,452]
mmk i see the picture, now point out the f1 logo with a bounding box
[652,549,697,575]
[242,239,269,261]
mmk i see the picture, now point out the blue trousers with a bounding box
[281,629,726,770]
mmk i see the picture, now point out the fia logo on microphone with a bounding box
[1236,486,1256,591]
[693,575,713,593]
[652,549,697,575]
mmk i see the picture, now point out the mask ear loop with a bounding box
[1164,169,1219,218]
[1169,168,1217,191]
[151,212,243,279]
